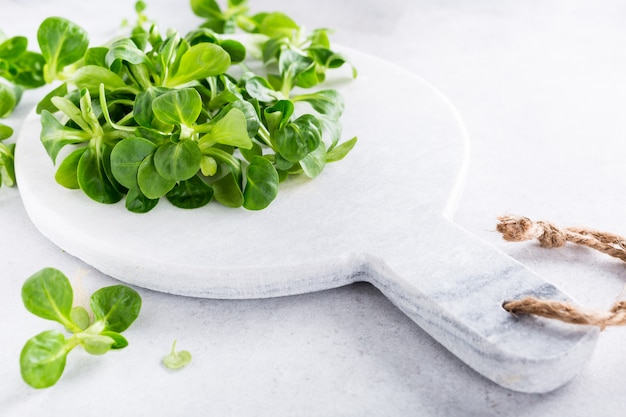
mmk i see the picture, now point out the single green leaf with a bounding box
[105,38,149,70]
[0,142,16,187]
[20,330,68,389]
[202,147,242,179]
[163,340,192,369]
[259,12,299,39]
[77,146,124,204]
[154,140,202,182]
[70,306,90,331]
[293,90,344,119]
[4,51,46,88]
[245,76,280,102]
[274,114,322,162]
[72,65,127,92]
[166,175,213,209]
[21,268,74,326]
[90,285,142,333]
[263,100,294,134]
[137,153,176,199]
[239,141,262,163]
[262,37,288,63]
[190,0,223,19]
[37,17,89,83]
[125,188,159,213]
[220,100,260,138]
[110,137,157,190]
[49,95,91,133]
[54,146,86,189]
[243,156,279,210]
[326,136,357,162]
[278,49,313,82]
[198,108,252,149]
[165,43,230,87]
[212,169,243,207]
[219,39,246,63]
[36,82,68,114]
[200,155,218,176]
[83,46,108,67]
[300,142,326,179]
[0,123,13,140]
[0,82,18,117]
[78,333,115,355]
[101,331,129,349]
[152,88,203,127]
[0,36,27,59]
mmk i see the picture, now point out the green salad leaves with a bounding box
[35,0,357,212]
[20,268,142,388]
[0,27,46,188]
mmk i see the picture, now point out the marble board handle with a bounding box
[355,220,598,394]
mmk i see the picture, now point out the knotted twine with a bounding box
[496,215,626,329]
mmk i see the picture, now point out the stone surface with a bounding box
[1,1,625,416]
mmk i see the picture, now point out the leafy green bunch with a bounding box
[20,268,142,388]
[39,0,357,213]
[0,29,45,115]
[0,124,15,188]
[0,29,46,188]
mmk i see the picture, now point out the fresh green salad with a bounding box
[2,0,357,212]
[11,0,357,389]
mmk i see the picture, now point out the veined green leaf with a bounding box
[90,285,142,333]
[72,65,127,92]
[0,123,13,140]
[293,89,344,119]
[105,38,150,70]
[197,108,252,149]
[0,36,27,59]
[137,153,176,199]
[55,146,86,189]
[125,188,159,213]
[21,268,74,327]
[274,114,322,162]
[243,156,278,210]
[0,82,18,118]
[165,43,230,87]
[259,12,299,39]
[152,88,202,127]
[154,140,202,182]
[190,0,223,19]
[20,330,69,389]
[212,169,243,207]
[300,142,326,178]
[77,146,124,204]
[166,175,214,209]
[37,17,88,83]
[245,76,280,102]
[36,82,67,114]
[111,137,157,190]
[326,136,357,162]
[263,100,294,134]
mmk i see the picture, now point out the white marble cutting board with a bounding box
[14,47,598,393]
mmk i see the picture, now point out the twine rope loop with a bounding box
[496,215,626,329]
